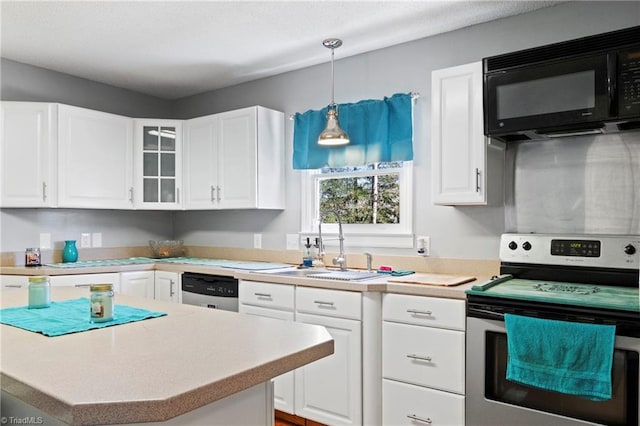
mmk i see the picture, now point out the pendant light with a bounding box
[318,38,350,146]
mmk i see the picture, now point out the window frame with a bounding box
[300,161,414,248]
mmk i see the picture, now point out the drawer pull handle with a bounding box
[406,309,433,316]
[406,354,432,362]
[5,284,23,288]
[314,300,335,306]
[74,284,92,288]
[254,292,272,298]
[407,414,432,424]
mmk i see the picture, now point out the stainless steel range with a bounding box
[466,234,640,426]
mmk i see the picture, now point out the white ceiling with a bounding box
[1,1,563,100]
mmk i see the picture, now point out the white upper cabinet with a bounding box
[133,119,182,210]
[1,102,58,207]
[58,104,134,209]
[183,106,285,210]
[431,61,487,205]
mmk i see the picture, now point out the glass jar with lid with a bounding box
[28,276,50,308]
[90,284,114,323]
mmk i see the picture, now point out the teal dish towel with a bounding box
[0,298,166,337]
[504,314,616,400]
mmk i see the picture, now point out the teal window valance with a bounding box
[293,93,413,170]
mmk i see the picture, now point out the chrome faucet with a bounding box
[364,252,373,272]
[318,210,347,271]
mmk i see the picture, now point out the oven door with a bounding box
[466,317,639,426]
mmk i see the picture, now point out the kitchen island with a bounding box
[0,287,334,425]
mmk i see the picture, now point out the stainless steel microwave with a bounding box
[484,25,640,142]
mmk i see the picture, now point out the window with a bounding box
[301,161,413,248]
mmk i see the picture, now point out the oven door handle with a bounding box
[472,308,505,318]
[467,307,504,321]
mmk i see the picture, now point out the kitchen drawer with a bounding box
[49,273,121,291]
[383,321,465,394]
[239,280,294,311]
[0,275,29,289]
[383,293,465,331]
[239,304,294,321]
[382,378,464,426]
[296,287,361,320]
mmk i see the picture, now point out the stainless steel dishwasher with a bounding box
[181,272,239,311]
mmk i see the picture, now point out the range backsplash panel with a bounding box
[505,132,640,235]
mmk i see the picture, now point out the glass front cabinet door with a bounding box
[134,120,182,209]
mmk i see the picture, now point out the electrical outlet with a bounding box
[80,233,91,248]
[253,233,262,249]
[286,234,300,250]
[92,232,102,248]
[39,233,52,249]
[417,236,430,256]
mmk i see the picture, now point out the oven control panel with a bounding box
[550,239,601,257]
[500,234,640,269]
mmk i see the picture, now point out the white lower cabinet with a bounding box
[154,271,181,303]
[239,281,365,426]
[295,311,362,425]
[295,287,362,426]
[383,379,465,426]
[382,293,466,426]
[239,280,296,414]
[119,271,154,299]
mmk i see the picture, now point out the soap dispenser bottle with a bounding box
[302,238,313,267]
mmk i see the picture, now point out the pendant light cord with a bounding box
[330,46,335,109]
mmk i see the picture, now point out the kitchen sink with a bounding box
[258,268,380,281]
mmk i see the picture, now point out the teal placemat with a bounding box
[46,257,157,268]
[0,298,166,336]
[156,257,290,270]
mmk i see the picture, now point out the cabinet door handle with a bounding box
[407,414,432,424]
[406,354,432,362]
[176,188,180,204]
[406,309,432,316]
[254,292,272,298]
[169,279,175,297]
[129,187,134,203]
[314,300,335,306]
[210,185,216,202]
[475,168,481,192]
[216,186,221,202]
[42,182,47,202]
[5,284,23,288]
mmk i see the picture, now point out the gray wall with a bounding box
[0,59,174,118]
[172,1,640,258]
[1,1,639,259]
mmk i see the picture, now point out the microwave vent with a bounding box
[486,25,640,72]
[500,134,531,143]
[617,120,640,131]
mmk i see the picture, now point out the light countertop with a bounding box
[1,262,492,299]
[0,287,333,425]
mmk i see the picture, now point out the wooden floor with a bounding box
[275,410,326,426]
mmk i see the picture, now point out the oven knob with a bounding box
[522,241,532,251]
[624,244,636,255]
[508,241,518,250]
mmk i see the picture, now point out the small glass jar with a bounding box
[90,284,114,323]
[28,276,50,308]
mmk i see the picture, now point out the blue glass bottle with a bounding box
[62,240,78,263]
